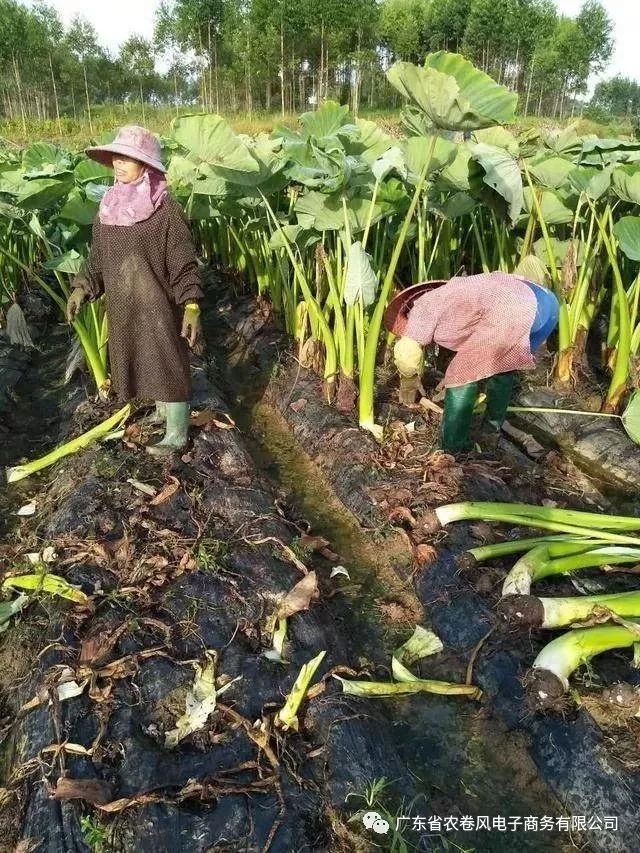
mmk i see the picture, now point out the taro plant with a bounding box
[358,53,519,438]
[0,141,111,395]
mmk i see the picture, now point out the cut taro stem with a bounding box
[436,501,640,533]
[529,622,640,708]
[468,535,597,563]
[500,591,640,629]
[501,542,631,597]
[6,404,131,484]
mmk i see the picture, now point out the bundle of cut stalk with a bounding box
[435,500,640,701]
[6,404,131,484]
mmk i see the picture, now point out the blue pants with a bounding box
[526,282,560,351]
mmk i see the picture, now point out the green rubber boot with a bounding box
[484,372,517,432]
[146,402,190,457]
[440,382,478,453]
[144,401,167,426]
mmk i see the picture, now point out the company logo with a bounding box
[362,811,390,835]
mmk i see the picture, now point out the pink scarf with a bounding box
[98,167,168,226]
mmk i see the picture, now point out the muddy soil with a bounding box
[210,281,640,853]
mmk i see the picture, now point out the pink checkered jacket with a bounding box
[403,272,538,387]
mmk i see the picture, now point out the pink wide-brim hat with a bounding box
[384,280,447,337]
[85,125,166,173]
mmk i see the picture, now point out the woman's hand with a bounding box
[181,303,203,355]
[66,288,86,323]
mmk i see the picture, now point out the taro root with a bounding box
[498,594,545,628]
[527,623,640,711]
[456,552,478,572]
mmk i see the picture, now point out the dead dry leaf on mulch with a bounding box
[150,476,180,506]
[387,506,417,527]
[278,572,319,619]
[123,423,145,448]
[52,777,113,806]
[297,534,339,561]
[190,410,235,430]
[469,522,497,543]
[417,451,463,504]
[13,838,42,853]
[80,621,130,666]
[368,485,413,511]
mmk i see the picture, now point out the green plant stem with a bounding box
[358,133,439,438]
[260,192,337,392]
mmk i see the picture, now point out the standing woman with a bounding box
[66,126,204,457]
[388,271,560,453]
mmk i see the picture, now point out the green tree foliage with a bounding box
[0,0,620,123]
[378,0,429,61]
[590,77,640,119]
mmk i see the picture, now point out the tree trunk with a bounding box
[198,31,207,110]
[245,26,253,117]
[352,30,362,118]
[139,79,146,124]
[71,83,77,121]
[214,38,220,113]
[319,18,325,104]
[174,69,179,118]
[266,79,272,111]
[524,60,535,118]
[208,20,213,113]
[290,49,295,113]
[325,42,329,101]
[280,19,285,117]
[83,63,93,134]
[559,80,567,120]
[12,54,27,136]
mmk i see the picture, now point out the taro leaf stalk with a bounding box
[0,240,109,397]
[521,161,571,369]
[275,650,326,732]
[501,542,640,597]
[590,202,631,412]
[613,215,640,366]
[435,501,640,546]
[508,387,640,446]
[501,589,640,630]
[260,192,338,398]
[6,404,131,483]
[358,133,440,439]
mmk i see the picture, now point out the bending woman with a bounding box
[391,272,559,453]
[66,125,204,458]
